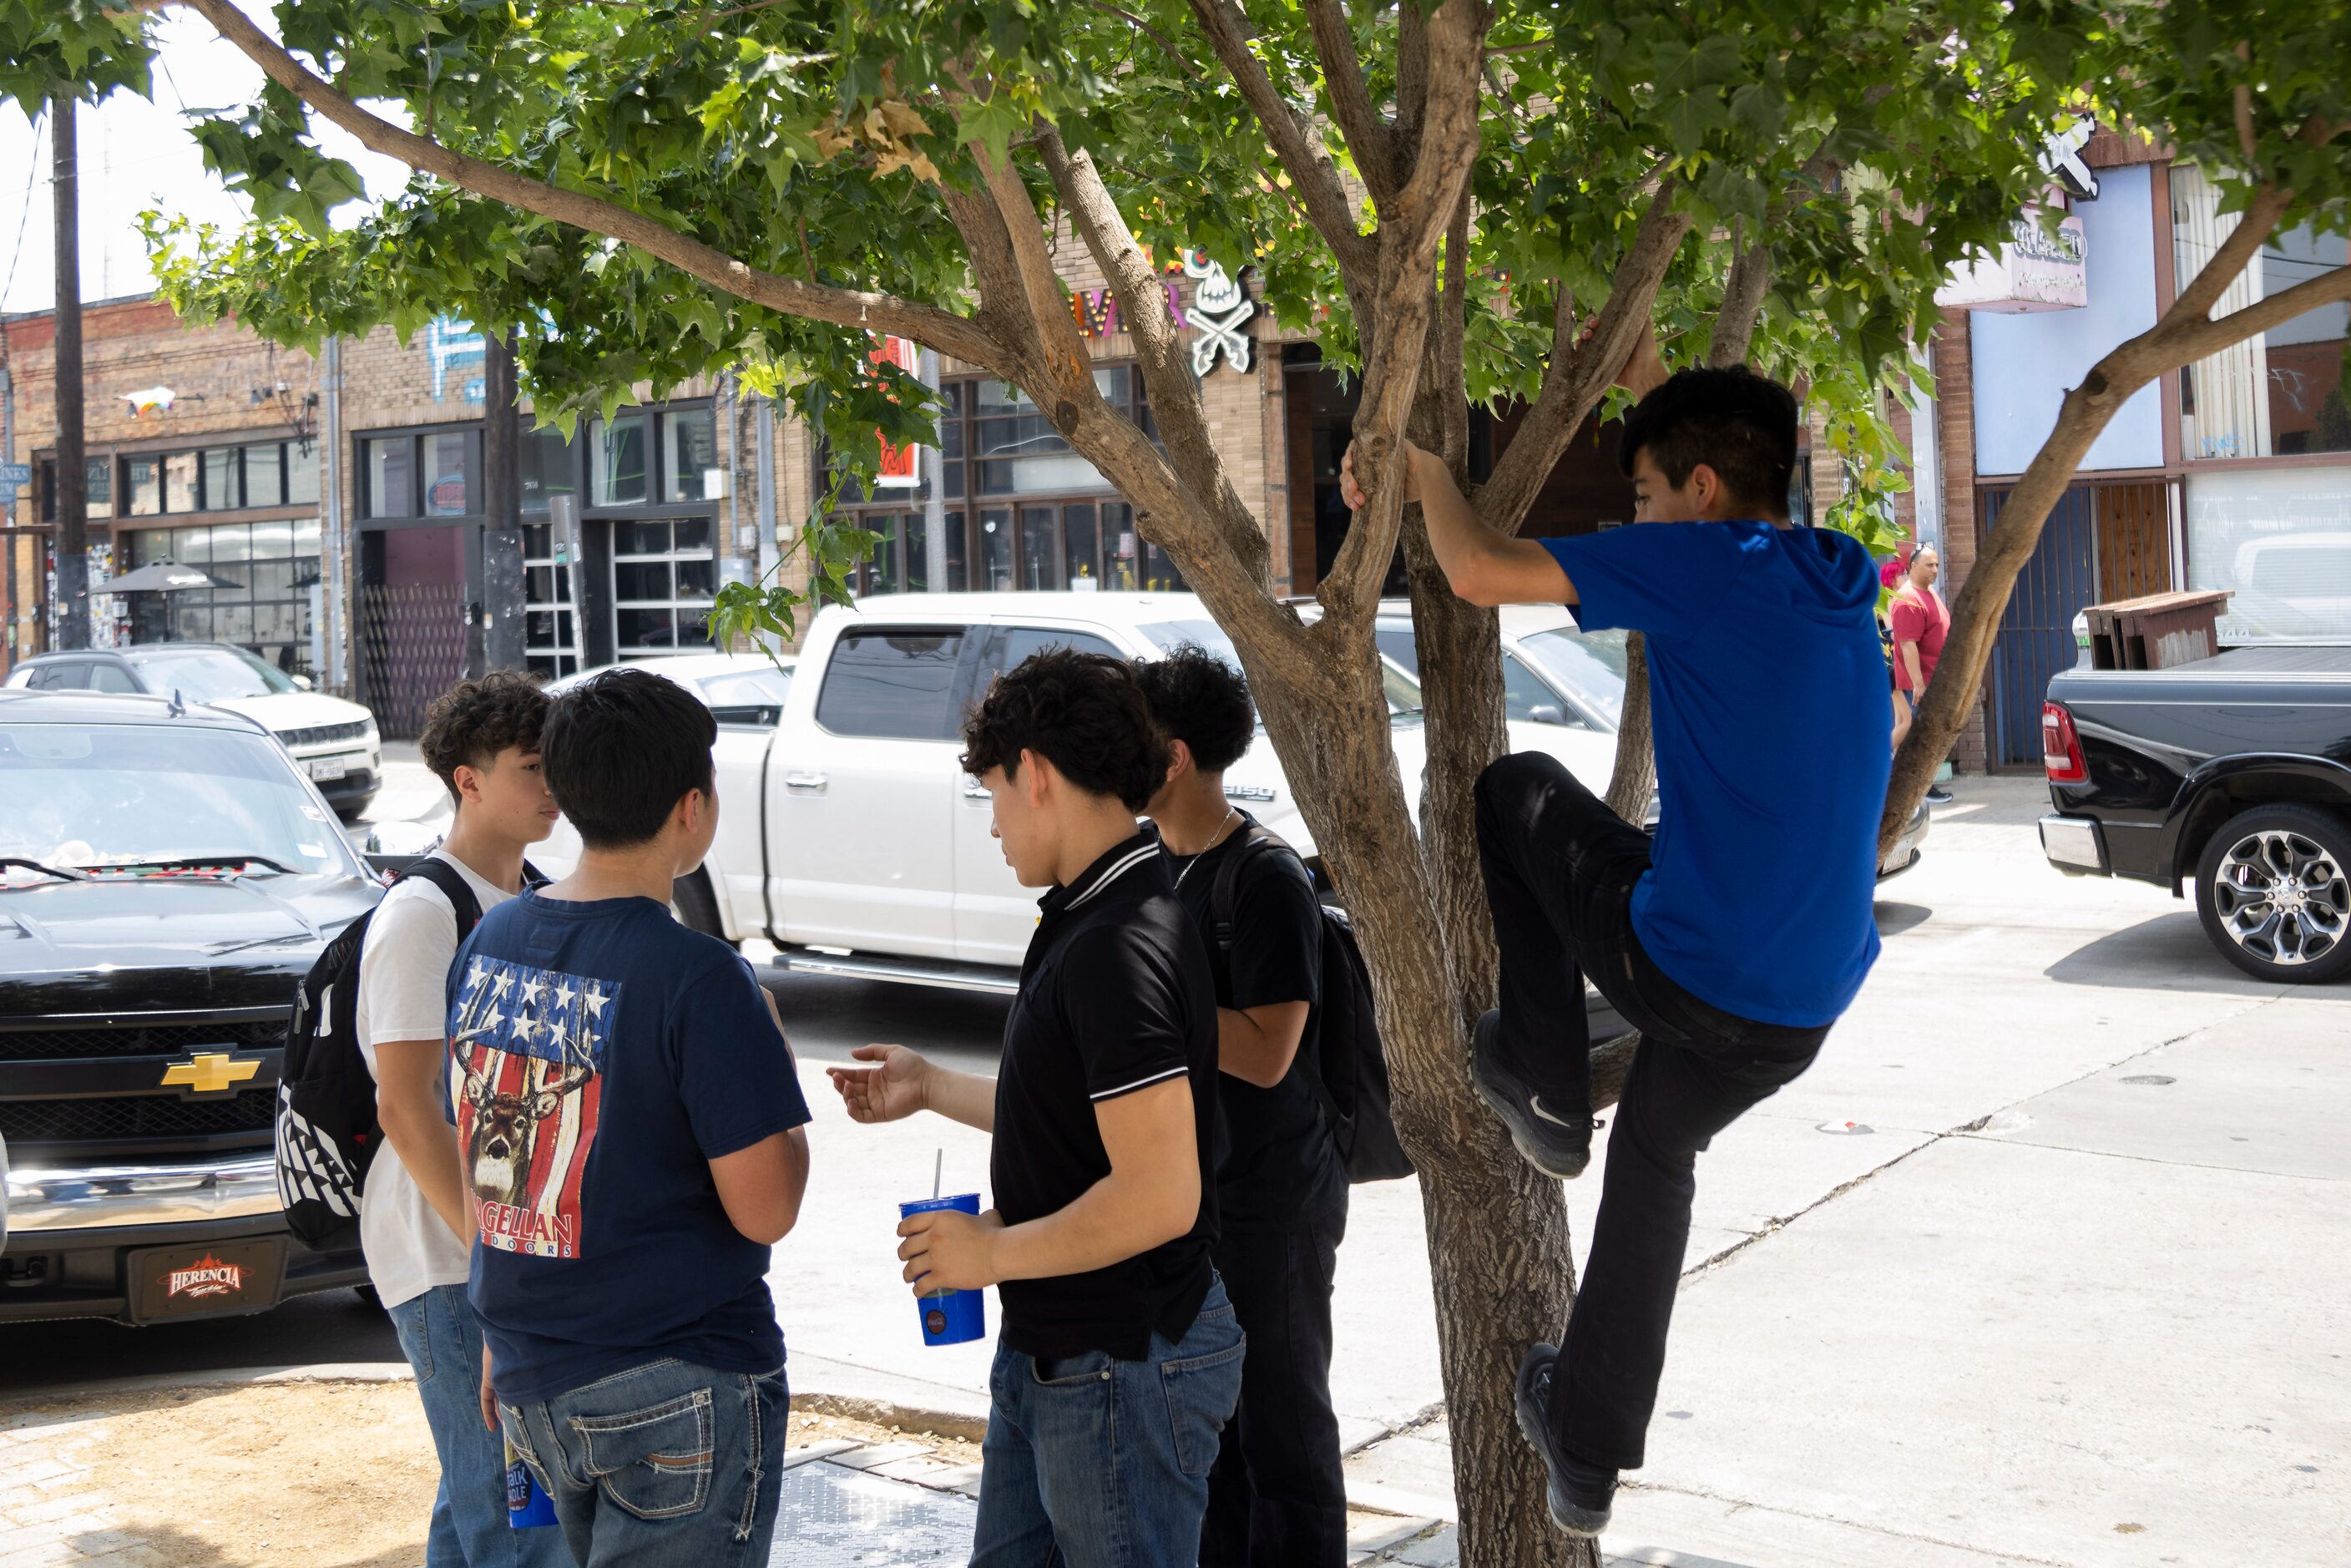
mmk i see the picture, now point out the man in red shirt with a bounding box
[1888,545,1954,803]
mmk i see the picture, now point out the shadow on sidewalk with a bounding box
[2042,910,2285,994]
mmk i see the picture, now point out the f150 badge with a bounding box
[159,1052,262,1096]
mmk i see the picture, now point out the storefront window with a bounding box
[2189,467,2351,641]
[661,408,716,503]
[201,448,240,511]
[163,452,198,513]
[423,431,473,515]
[286,442,319,505]
[245,443,285,507]
[522,521,579,679]
[127,519,321,677]
[2175,168,2351,460]
[521,425,574,514]
[590,413,649,505]
[610,516,717,654]
[364,438,413,518]
[125,456,162,517]
[973,373,1130,495]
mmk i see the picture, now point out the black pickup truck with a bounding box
[2039,645,2351,982]
[0,689,382,1323]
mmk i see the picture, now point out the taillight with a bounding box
[2042,701,2087,784]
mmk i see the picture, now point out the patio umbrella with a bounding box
[99,561,236,594]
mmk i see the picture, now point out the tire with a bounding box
[2193,802,2351,984]
[670,867,728,942]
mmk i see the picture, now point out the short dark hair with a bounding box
[418,672,548,802]
[961,649,1168,812]
[1133,645,1255,774]
[1619,367,1800,513]
[540,669,716,849]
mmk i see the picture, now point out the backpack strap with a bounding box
[1206,827,1287,953]
[397,856,487,943]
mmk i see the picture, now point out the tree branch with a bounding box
[1182,0,1380,298]
[171,0,1014,376]
[1036,124,1272,581]
[1707,220,1771,367]
[1474,183,1690,535]
[1321,0,1493,620]
[1303,0,1399,203]
[2167,182,2293,329]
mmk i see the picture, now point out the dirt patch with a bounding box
[21,1378,975,1568]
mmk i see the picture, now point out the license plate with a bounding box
[127,1237,287,1323]
[308,756,349,781]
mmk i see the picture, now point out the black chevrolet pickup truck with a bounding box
[2039,645,2351,982]
[0,689,382,1323]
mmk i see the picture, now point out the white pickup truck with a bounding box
[537,591,1633,992]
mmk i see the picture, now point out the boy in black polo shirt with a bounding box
[827,649,1242,1568]
[1135,647,1348,1568]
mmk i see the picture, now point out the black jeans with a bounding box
[1474,752,1830,1471]
[1199,1208,1349,1568]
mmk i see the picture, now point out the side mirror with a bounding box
[1526,704,1567,726]
[291,674,315,691]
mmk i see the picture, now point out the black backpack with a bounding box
[275,857,516,1253]
[1209,829,1415,1184]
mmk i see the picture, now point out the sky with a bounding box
[0,1,411,317]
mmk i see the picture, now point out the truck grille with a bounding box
[276,719,371,749]
[0,1019,286,1062]
[0,1089,276,1146]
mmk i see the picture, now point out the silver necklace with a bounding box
[1173,807,1241,891]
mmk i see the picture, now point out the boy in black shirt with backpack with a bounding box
[1137,647,1351,1568]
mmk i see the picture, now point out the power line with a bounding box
[0,110,44,323]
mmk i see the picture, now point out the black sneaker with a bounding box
[1513,1343,1618,1537]
[1925,785,1955,805]
[1470,1009,1596,1180]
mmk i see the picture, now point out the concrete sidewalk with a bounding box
[773,778,2351,1567]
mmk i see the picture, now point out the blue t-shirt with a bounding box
[1540,522,1889,1026]
[446,890,811,1404]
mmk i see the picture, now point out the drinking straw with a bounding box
[933,1148,943,1202]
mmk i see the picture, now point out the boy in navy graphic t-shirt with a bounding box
[454,669,811,1567]
[1342,328,1888,1537]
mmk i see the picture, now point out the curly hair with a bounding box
[1132,645,1256,774]
[961,648,1169,812]
[418,671,549,802]
[1619,366,1799,513]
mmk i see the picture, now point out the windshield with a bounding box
[1142,619,1423,716]
[1516,628,1629,726]
[0,722,351,878]
[123,645,296,702]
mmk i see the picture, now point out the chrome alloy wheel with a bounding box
[2210,828,2350,967]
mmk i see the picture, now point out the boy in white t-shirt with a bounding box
[357,672,569,1568]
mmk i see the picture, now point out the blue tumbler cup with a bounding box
[506,1435,559,1528]
[899,1192,987,1346]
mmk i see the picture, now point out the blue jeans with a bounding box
[498,1358,786,1568]
[973,1277,1246,1568]
[387,1284,574,1568]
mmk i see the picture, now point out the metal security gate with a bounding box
[359,583,467,740]
[1986,485,2099,769]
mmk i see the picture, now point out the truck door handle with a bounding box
[784,771,828,793]
[962,782,992,801]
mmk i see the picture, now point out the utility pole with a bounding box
[479,326,524,672]
[51,92,88,650]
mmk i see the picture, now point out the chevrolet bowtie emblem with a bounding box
[160,1053,261,1095]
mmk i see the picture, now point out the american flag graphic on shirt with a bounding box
[450,956,617,1259]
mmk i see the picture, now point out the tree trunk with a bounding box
[1602,634,1654,824]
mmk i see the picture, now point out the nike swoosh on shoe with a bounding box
[1529,1095,1586,1130]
